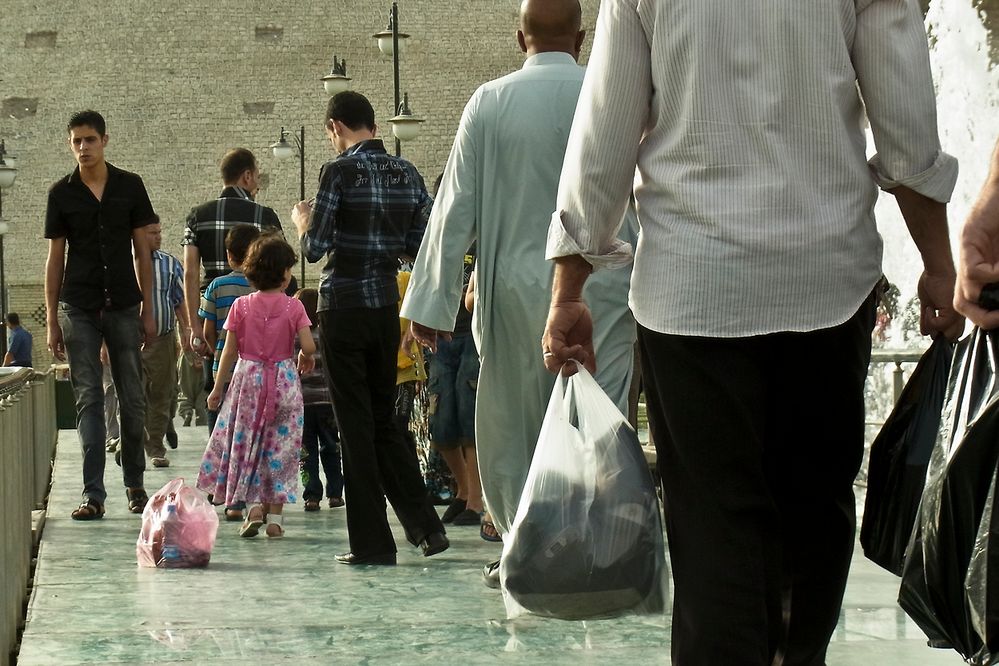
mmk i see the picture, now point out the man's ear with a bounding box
[101,134,109,148]
[574,30,586,56]
[517,30,528,54]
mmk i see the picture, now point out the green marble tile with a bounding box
[15,426,966,665]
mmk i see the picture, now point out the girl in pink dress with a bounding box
[197,235,315,538]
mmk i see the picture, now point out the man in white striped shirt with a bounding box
[543,1,964,663]
[142,220,190,468]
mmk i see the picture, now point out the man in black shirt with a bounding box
[45,110,156,520]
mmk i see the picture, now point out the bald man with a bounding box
[401,0,637,586]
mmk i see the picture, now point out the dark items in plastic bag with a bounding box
[137,478,219,568]
[501,364,667,620]
[503,426,664,619]
[898,327,999,664]
[861,337,953,575]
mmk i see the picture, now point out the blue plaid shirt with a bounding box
[302,139,432,311]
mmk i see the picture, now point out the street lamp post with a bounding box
[0,140,18,360]
[371,1,424,155]
[269,127,306,286]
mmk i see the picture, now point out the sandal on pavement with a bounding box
[126,488,148,514]
[480,515,502,543]
[71,498,105,521]
[328,497,345,508]
[266,514,284,539]
[239,506,265,538]
[303,498,321,512]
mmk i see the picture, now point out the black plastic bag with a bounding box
[899,327,999,664]
[861,337,953,575]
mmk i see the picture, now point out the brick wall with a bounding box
[0,0,602,363]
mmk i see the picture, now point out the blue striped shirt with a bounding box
[151,250,184,336]
[302,139,432,311]
[199,270,252,372]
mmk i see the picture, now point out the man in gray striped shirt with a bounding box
[544,1,964,663]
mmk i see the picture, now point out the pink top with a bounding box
[224,292,311,362]
[224,292,311,430]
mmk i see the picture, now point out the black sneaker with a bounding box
[166,430,178,449]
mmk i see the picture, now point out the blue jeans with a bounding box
[300,403,344,500]
[428,334,478,445]
[58,303,146,504]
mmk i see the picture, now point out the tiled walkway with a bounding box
[17,425,961,664]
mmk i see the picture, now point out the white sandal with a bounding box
[239,506,265,538]
[265,514,284,539]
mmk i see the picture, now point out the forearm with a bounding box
[551,255,594,304]
[183,247,202,325]
[892,186,955,274]
[213,339,238,386]
[203,326,217,350]
[965,143,999,235]
[174,305,190,332]
[2,352,12,366]
[135,253,154,314]
[184,273,201,326]
[44,251,64,324]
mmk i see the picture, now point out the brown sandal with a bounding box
[71,498,105,521]
[126,488,148,514]
[303,499,321,512]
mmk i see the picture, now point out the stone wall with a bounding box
[0,0,602,343]
[1,0,994,367]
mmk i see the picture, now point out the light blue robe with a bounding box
[401,52,636,534]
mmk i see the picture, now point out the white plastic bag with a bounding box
[500,362,668,619]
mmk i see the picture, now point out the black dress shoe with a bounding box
[420,531,450,557]
[335,551,397,565]
[441,497,467,524]
[166,430,178,449]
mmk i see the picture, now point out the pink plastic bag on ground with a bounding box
[136,478,219,568]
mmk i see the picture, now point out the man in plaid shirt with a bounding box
[292,91,447,566]
[181,148,282,418]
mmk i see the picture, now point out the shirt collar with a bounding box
[341,139,386,158]
[523,51,578,69]
[67,161,121,184]
[219,185,254,200]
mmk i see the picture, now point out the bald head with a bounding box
[518,0,585,59]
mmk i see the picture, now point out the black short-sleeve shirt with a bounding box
[44,163,156,310]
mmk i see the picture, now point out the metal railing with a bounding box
[0,369,56,666]
[870,348,925,404]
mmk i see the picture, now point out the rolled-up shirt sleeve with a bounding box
[854,0,958,203]
[546,0,650,269]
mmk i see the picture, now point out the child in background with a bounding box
[177,349,207,427]
[294,288,345,511]
[197,235,315,539]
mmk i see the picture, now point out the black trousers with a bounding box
[639,293,875,666]
[318,305,444,556]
